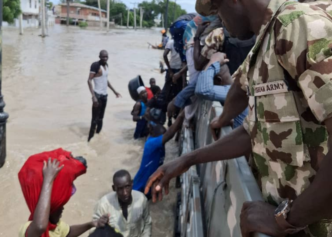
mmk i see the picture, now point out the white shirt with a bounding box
[91,64,108,95]
[165,40,182,70]
[92,191,152,237]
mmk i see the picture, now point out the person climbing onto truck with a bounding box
[87,50,121,142]
[133,108,185,197]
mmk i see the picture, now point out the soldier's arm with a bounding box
[276,12,332,227]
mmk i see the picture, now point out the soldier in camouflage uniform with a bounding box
[145,0,332,236]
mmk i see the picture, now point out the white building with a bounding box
[14,0,40,28]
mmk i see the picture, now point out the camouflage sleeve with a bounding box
[275,10,332,122]
[201,27,225,60]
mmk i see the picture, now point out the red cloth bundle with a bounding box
[18,148,87,237]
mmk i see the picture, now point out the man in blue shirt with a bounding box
[133,109,185,197]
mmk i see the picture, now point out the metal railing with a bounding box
[178,100,270,237]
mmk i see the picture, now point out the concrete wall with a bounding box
[60,6,106,18]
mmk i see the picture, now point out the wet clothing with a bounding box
[133,135,165,194]
[93,191,152,237]
[133,102,148,139]
[19,220,70,237]
[88,92,108,141]
[236,0,332,235]
[18,149,86,237]
[90,61,109,96]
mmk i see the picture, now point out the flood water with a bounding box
[0,25,178,236]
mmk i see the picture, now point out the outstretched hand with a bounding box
[144,158,189,202]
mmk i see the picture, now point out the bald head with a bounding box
[99,50,108,65]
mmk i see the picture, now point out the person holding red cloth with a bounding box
[18,148,109,237]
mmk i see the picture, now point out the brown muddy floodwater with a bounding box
[0,26,178,236]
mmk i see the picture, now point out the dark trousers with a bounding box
[88,92,108,142]
[162,68,183,104]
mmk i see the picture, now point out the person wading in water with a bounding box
[87,50,121,142]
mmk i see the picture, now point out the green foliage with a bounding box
[3,0,21,23]
[79,21,88,27]
[84,0,187,28]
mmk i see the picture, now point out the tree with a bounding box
[3,0,21,23]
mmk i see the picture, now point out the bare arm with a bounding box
[107,81,121,97]
[194,38,209,71]
[162,111,185,145]
[163,49,173,75]
[145,125,252,201]
[132,102,142,122]
[26,159,63,237]
[87,73,97,102]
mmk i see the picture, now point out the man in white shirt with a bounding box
[162,40,184,126]
[92,170,152,237]
[87,50,121,142]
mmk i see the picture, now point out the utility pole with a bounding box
[41,0,46,37]
[130,2,137,30]
[97,0,102,30]
[161,14,164,28]
[165,0,169,31]
[120,13,122,26]
[172,0,176,22]
[66,0,70,26]
[133,8,136,30]
[0,0,9,169]
[19,14,23,35]
[106,0,110,32]
[140,7,143,28]
[127,9,129,28]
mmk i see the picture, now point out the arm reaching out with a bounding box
[26,159,64,237]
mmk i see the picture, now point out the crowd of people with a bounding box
[17,0,332,236]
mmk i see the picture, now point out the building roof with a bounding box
[59,3,107,13]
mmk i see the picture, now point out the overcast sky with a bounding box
[51,0,196,13]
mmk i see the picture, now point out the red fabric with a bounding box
[145,87,153,100]
[18,148,87,237]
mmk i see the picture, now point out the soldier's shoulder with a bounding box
[277,1,332,27]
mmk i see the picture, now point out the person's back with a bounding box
[133,134,166,193]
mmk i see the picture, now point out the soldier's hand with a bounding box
[240,201,286,237]
[144,158,190,203]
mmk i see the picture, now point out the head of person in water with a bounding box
[137,86,148,102]
[112,170,133,205]
[149,78,156,87]
[99,50,108,65]
[148,108,166,136]
[161,29,167,37]
[151,85,161,97]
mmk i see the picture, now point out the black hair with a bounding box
[151,85,161,95]
[99,50,108,56]
[113,169,131,184]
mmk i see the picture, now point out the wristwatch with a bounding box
[194,36,200,41]
[275,199,307,234]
